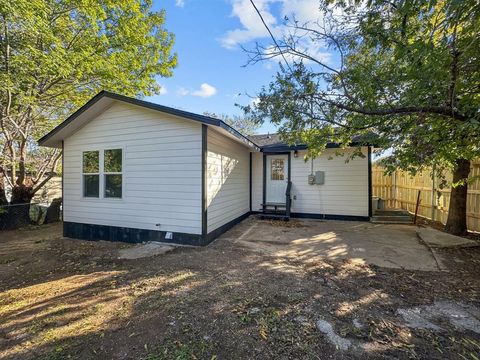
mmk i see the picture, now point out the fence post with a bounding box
[392,170,397,209]
[431,164,436,221]
[414,190,421,224]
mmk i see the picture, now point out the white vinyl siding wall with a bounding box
[206,128,250,233]
[250,147,369,217]
[251,152,263,212]
[290,148,369,216]
[63,102,202,234]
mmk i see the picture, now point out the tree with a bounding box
[0,0,176,228]
[243,0,480,235]
[204,112,260,136]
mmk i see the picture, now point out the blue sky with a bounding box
[146,0,330,134]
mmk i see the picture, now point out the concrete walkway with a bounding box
[220,218,443,271]
[416,227,479,248]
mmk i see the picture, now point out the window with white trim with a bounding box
[82,148,122,198]
[83,151,100,197]
[104,149,122,198]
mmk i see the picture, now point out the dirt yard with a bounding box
[0,219,479,360]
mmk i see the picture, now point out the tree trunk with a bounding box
[444,159,470,235]
[0,172,7,206]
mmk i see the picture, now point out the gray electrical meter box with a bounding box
[308,171,325,185]
[315,171,325,185]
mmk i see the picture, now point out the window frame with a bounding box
[80,145,124,201]
[103,148,123,199]
[270,158,285,181]
[82,150,100,198]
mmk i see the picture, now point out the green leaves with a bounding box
[0,0,177,190]
[2,0,177,113]
[245,0,480,169]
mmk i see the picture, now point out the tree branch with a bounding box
[32,151,62,195]
[329,101,467,121]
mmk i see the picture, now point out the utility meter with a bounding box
[308,171,325,185]
[315,171,325,185]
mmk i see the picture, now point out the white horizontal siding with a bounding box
[290,148,369,216]
[206,128,250,233]
[250,148,369,217]
[251,152,263,212]
[63,101,202,234]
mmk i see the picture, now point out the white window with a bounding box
[83,151,100,197]
[104,149,122,198]
[82,148,122,199]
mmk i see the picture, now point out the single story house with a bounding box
[39,91,372,246]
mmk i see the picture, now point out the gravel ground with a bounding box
[0,221,479,360]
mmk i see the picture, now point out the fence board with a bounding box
[372,161,480,232]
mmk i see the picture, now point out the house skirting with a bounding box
[64,221,205,246]
[250,211,368,220]
[63,211,368,246]
[290,213,370,221]
[63,211,251,246]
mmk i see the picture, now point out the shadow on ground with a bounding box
[0,219,479,359]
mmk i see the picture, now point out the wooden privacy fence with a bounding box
[372,161,480,232]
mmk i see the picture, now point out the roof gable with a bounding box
[38,91,260,150]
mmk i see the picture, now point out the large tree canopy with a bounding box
[243,0,480,234]
[0,0,176,228]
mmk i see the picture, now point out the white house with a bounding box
[39,91,372,246]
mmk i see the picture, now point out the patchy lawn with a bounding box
[0,219,479,360]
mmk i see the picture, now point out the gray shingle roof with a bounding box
[248,133,285,147]
[248,133,375,151]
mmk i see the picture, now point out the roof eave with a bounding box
[38,91,109,148]
[38,90,260,150]
[259,142,376,152]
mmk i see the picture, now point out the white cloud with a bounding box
[221,0,323,49]
[159,85,168,95]
[192,83,217,98]
[280,0,321,23]
[220,0,279,49]
[176,83,217,98]
[175,0,185,7]
[220,0,331,65]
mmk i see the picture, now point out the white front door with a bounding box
[266,155,288,203]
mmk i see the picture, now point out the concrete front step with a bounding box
[370,219,414,224]
[374,209,411,216]
[260,213,290,221]
[371,214,413,224]
[371,208,413,224]
[371,215,413,222]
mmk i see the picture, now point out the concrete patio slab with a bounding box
[118,242,174,259]
[220,218,443,271]
[416,227,479,248]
